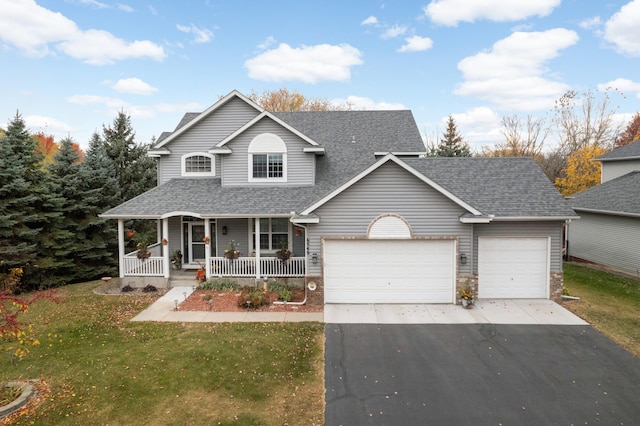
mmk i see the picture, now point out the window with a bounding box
[253,218,289,251]
[181,153,215,176]
[248,133,287,182]
[252,153,283,178]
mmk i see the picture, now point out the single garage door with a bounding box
[324,239,455,303]
[478,237,549,299]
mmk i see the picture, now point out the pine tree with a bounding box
[435,115,472,157]
[102,111,156,203]
[75,133,121,279]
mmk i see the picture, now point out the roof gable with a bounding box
[152,90,264,150]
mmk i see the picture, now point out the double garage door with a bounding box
[324,239,456,304]
[324,237,549,303]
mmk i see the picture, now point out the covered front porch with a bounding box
[116,215,308,285]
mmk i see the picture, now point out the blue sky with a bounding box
[1,0,639,151]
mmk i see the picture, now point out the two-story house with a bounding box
[566,139,640,275]
[102,90,577,305]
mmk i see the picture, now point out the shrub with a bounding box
[237,286,270,309]
[142,285,157,293]
[269,281,293,302]
[278,288,292,302]
[198,278,241,292]
[121,285,134,293]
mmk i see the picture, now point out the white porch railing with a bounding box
[210,257,306,278]
[123,243,164,277]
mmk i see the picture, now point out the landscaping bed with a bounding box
[178,288,322,312]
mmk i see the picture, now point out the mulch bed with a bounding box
[178,288,322,313]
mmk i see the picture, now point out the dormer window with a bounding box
[248,133,287,182]
[181,153,215,176]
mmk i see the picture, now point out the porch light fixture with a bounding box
[459,252,467,265]
[311,253,318,265]
[222,226,227,235]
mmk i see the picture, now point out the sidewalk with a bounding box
[131,287,324,323]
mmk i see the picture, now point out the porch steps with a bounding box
[170,269,198,288]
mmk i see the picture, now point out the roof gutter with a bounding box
[572,207,640,218]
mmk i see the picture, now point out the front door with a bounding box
[190,223,206,264]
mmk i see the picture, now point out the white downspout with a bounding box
[117,219,125,278]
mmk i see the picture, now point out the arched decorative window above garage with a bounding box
[248,133,287,182]
[367,214,413,239]
[181,152,215,177]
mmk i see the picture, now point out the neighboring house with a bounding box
[102,90,577,304]
[567,139,640,275]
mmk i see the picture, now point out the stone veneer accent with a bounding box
[456,275,478,304]
[550,272,563,303]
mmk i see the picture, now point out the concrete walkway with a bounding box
[132,287,586,325]
[131,287,324,323]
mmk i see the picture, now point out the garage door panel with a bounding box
[324,239,455,304]
[479,237,548,299]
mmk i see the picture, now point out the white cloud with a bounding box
[424,0,560,26]
[0,0,165,64]
[361,16,378,25]
[176,24,214,44]
[455,28,578,110]
[118,4,134,13]
[579,16,602,30]
[76,0,108,9]
[112,78,158,95]
[426,107,502,149]
[155,102,205,113]
[244,43,363,83]
[398,35,433,52]
[604,0,640,56]
[257,36,277,50]
[336,96,406,110]
[381,25,407,39]
[24,115,73,135]
[598,78,640,98]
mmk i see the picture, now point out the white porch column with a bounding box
[162,218,170,279]
[204,218,211,278]
[255,218,261,280]
[157,219,162,244]
[117,219,125,278]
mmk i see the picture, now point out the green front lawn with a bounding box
[563,263,640,357]
[0,281,325,425]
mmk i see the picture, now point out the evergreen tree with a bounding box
[102,111,156,203]
[435,115,472,157]
[76,133,121,278]
[0,113,40,271]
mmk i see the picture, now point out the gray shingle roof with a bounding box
[403,157,576,218]
[596,139,640,161]
[568,171,640,216]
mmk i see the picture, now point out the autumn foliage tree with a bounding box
[248,88,352,111]
[554,145,607,196]
[615,112,640,148]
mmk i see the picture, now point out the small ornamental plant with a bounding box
[224,240,240,260]
[459,287,474,301]
[275,239,292,263]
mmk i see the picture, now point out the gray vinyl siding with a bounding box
[473,221,564,272]
[601,160,640,183]
[222,117,315,186]
[167,216,182,256]
[216,218,250,257]
[157,98,260,184]
[306,162,472,275]
[567,212,640,275]
[292,226,305,257]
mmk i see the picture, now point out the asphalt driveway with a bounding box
[325,324,640,425]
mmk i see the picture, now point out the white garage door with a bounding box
[324,239,455,304]
[478,237,549,299]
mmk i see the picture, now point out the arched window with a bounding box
[367,214,413,239]
[181,153,215,177]
[248,133,287,182]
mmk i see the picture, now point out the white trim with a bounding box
[490,216,580,221]
[303,147,326,154]
[367,214,413,239]
[248,153,288,182]
[374,151,426,157]
[460,216,493,223]
[300,153,482,216]
[291,216,320,224]
[181,152,215,177]
[572,207,640,218]
[152,90,264,149]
